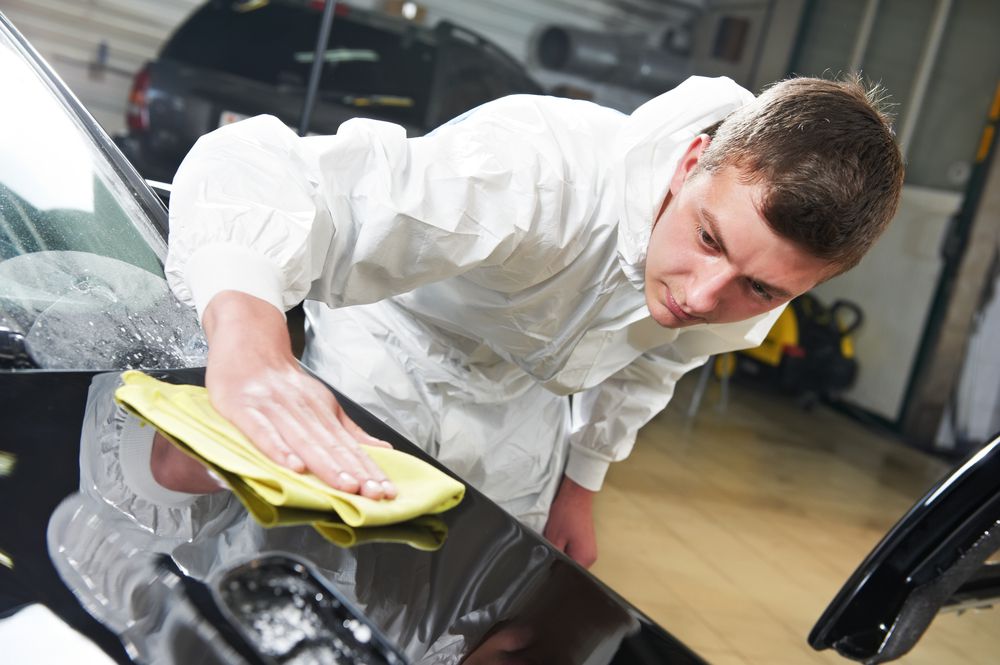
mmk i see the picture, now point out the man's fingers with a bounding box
[320,418,393,500]
[543,521,596,567]
[236,407,307,472]
[332,409,398,499]
[565,547,597,568]
[210,366,396,500]
[303,391,397,500]
[257,400,365,494]
[543,527,567,552]
[269,391,395,501]
[566,540,598,569]
[338,414,394,449]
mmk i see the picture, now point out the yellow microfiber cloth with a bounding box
[114,370,465,528]
[152,444,449,550]
[313,516,448,551]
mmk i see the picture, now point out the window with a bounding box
[0,32,206,370]
[162,3,435,125]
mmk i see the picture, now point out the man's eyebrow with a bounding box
[700,207,793,299]
[700,208,728,256]
[753,279,792,300]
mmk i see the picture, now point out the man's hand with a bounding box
[202,291,396,500]
[543,475,597,568]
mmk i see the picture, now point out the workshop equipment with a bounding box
[733,293,863,404]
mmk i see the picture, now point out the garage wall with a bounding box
[812,186,958,421]
[794,0,1000,426]
[1,0,201,134]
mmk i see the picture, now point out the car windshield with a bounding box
[0,29,206,370]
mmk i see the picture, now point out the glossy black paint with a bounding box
[809,431,1000,663]
[3,364,707,664]
[0,369,132,662]
[332,372,711,665]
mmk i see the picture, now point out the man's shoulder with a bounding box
[426,95,623,192]
[442,94,626,140]
[483,93,624,117]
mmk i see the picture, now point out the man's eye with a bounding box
[749,280,773,301]
[697,226,719,249]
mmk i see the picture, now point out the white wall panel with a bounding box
[812,186,959,421]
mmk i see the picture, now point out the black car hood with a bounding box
[2,367,706,664]
[810,431,1000,663]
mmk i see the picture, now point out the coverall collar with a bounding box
[612,76,755,292]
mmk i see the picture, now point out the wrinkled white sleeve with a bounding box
[565,349,706,492]
[565,306,784,491]
[166,100,566,320]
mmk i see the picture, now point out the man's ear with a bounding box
[668,134,711,196]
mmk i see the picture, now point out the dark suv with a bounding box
[117,0,543,182]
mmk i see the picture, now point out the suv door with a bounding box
[425,21,543,129]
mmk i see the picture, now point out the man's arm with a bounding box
[201,291,396,499]
[545,349,709,566]
[164,109,580,499]
[543,475,597,568]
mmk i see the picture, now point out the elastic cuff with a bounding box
[564,448,610,492]
[119,414,199,507]
[185,243,286,323]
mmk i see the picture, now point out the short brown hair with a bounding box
[698,75,904,274]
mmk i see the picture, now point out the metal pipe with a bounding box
[299,0,337,137]
[898,0,953,159]
[848,0,881,73]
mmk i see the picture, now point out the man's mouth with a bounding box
[665,290,697,322]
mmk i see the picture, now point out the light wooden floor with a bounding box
[591,373,999,665]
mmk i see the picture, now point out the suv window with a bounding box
[428,29,542,127]
[162,3,435,125]
[0,31,206,370]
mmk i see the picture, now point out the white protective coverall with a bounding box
[166,76,783,530]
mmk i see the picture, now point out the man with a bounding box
[155,75,903,567]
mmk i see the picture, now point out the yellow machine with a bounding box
[729,294,862,400]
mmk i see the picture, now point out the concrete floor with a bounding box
[591,371,999,664]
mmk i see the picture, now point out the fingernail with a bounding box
[364,479,382,494]
[382,480,395,493]
[339,472,357,485]
[287,454,304,470]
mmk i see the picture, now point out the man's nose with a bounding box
[686,264,733,315]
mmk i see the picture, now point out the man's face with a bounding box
[644,136,832,328]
